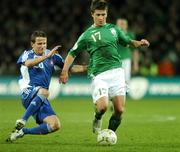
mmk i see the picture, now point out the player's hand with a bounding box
[59,70,69,84]
[47,45,62,58]
[140,39,150,47]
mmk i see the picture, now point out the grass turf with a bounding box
[0,97,180,152]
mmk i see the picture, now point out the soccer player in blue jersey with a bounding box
[60,0,149,134]
[7,30,86,142]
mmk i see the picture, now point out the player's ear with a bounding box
[91,12,93,18]
[31,42,34,48]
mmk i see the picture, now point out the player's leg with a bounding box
[16,87,49,130]
[108,95,125,131]
[93,96,108,134]
[108,68,126,131]
[91,76,109,134]
[6,86,41,142]
[22,99,60,135]
[22,88,49,121]
[9,116,60,142]
[8,100,60,141]
[22,115,60,135]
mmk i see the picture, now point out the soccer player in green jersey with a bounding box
[116,18,139,86]
[60,0,149,134]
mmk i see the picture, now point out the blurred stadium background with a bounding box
[0,0,180,151]
[0,0,180,99]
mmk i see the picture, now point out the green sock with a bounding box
[108,115,121,131]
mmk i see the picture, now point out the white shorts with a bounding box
[90,68,126,103]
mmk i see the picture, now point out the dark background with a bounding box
[0,0,179,76]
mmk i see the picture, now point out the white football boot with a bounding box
[7,129,24,142]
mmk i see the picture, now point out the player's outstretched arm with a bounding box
[24,45,61,67]
[129,39,150,48]
[60,54,75,84]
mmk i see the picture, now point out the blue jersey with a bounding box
[17,49,64,91]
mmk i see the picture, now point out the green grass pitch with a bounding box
[0,97,180,152]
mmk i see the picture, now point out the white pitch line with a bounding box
[148,115,176,122]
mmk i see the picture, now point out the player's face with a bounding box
[32,37,47,55]
[116,19,128,31]
[92,9,107,27]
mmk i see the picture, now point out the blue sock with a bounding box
[22,123,53,135]
[22,95,45,121]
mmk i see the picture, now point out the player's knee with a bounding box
[115,107,124,116]
[50,120,61,131]
[96,100,108,114]
[44,116,60,132]
[97,103,108,115]
[100,106,108,113]
[38,88,49,98]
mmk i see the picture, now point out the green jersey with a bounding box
[117,31,135,59]
[69,23,131,77]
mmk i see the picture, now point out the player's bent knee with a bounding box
[100,106,108,113]
[114,107,125,116]
[54,121,61,131]
[38,88,49,98]
[96,100,108,113]
[50,120,61,131]
[96,105,108,115]
[44,116,61,132]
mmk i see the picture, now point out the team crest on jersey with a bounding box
[110,28,117,38]
[49,60,54,65]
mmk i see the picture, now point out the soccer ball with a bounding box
[97,129,117,145]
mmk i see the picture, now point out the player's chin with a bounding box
[39,49,45,54]
[97,22,105,27]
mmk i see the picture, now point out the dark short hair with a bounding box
[90,0,108,13]
[31,30,47,43]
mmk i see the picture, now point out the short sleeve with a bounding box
[16,50,32,65]
[69,33,87,57]
[115,25,131,46]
